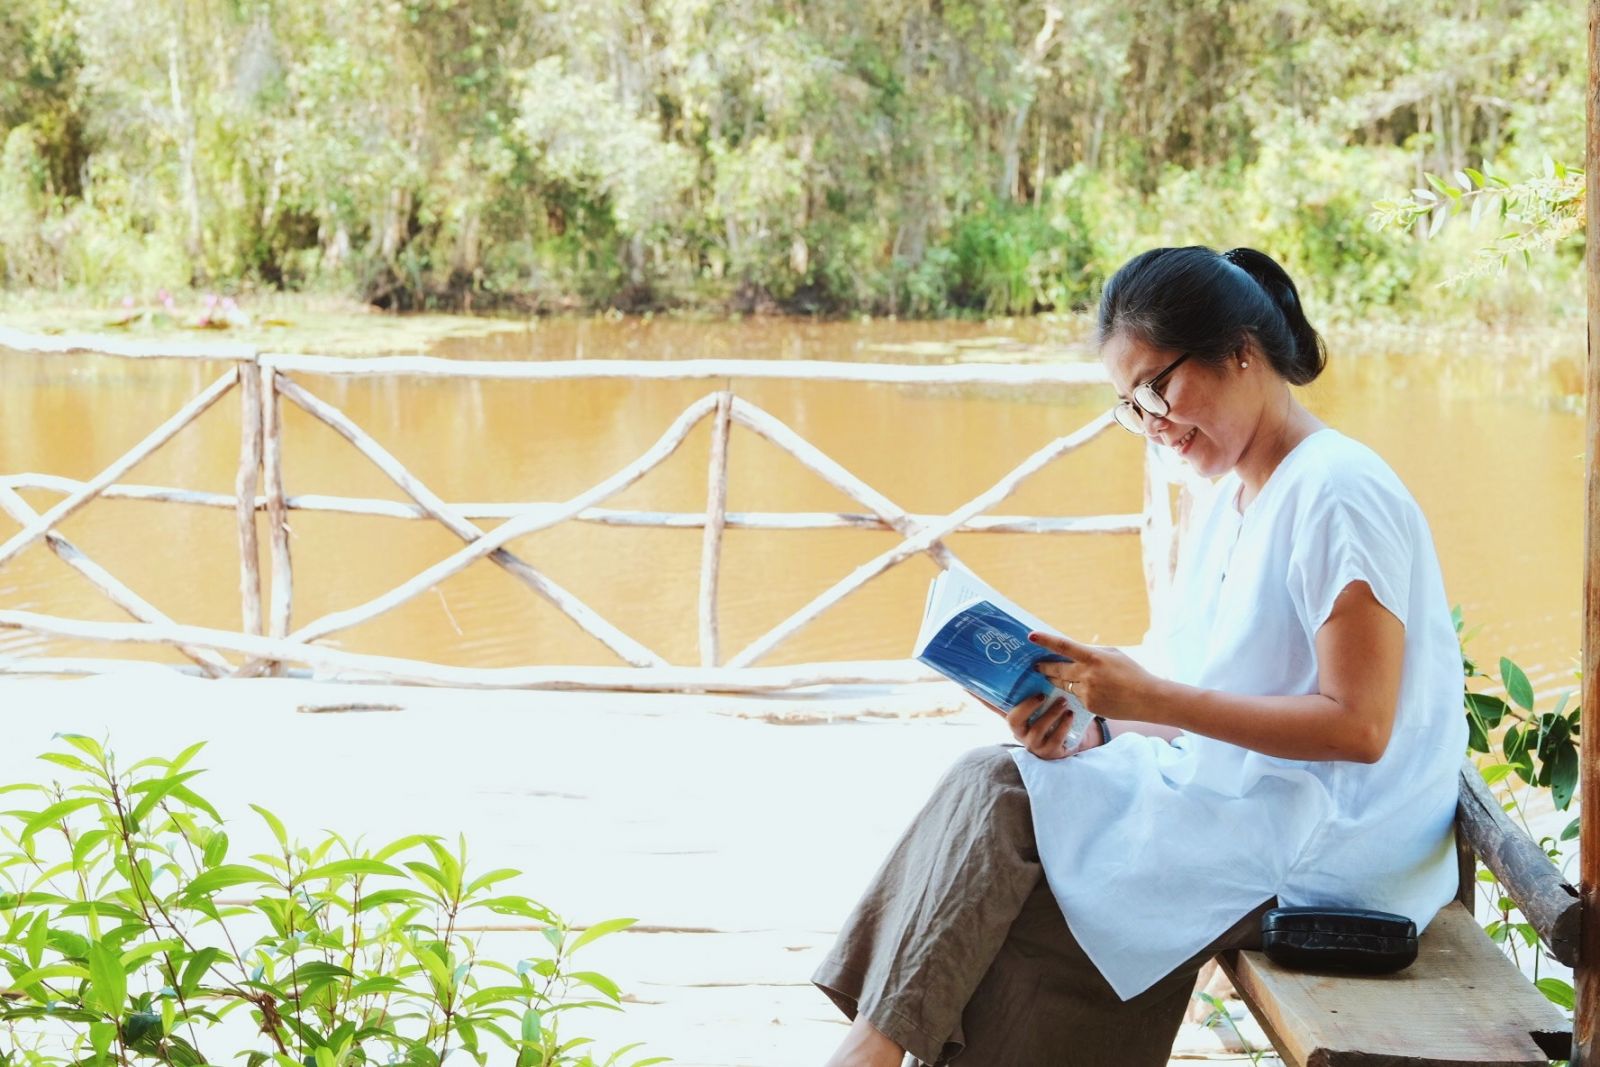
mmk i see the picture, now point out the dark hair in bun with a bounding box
[1096,245,1327,386]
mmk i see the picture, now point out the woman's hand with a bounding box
[1028,631,1159,724]
[976,693,1099,760]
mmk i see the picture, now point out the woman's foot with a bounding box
[822,1012,906,1067]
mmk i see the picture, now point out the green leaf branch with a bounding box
[1457,609,1581,1012]
[0,738,662,1067]
[1371,160,1585,284]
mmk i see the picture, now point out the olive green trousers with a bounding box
[811,744,1275,1066]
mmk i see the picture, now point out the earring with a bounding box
[1239,360,1249,369]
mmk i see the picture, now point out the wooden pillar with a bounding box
[1577,2,1600,1059]
[235,359,264,640]
[261,367,293,676]
[698,389,733,667]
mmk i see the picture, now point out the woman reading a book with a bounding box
[813,246,1467,1066]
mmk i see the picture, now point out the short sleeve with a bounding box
[1286,487,1413,637]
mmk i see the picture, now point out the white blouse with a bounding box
[1011,428,1467,1001]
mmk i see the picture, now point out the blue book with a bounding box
[913,568,1091,747]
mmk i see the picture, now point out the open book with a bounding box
[913,567,1092,750]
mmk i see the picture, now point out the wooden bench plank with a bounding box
[1218,903,1571,1067]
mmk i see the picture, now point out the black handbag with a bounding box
[1260,906,1418,974]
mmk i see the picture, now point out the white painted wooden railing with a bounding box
[0,326,1188,692]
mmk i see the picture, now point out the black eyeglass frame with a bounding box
[1112,350,1193,434]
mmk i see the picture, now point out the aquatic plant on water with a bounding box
[0,736,664,1067]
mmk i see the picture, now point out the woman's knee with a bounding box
[938,744,1025,796]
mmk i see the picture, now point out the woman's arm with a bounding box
[1103,644,1185,741]
[1032,580,1404,764]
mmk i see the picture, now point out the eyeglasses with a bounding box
[1112,351,1193,434]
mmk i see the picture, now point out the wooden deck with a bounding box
[0,673,1351,1065]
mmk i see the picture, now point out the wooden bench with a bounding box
[1216,759,1577,1065]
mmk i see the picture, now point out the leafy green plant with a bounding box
[0,736,664,1067]
[1371,160,1585,283]
[945,203,1044,316]
[1456,608,1581,1012]
[942,200,1095,317]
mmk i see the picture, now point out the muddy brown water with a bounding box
[0,317,1586,697]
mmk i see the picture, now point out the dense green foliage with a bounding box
[0,1,1585,316]
[0,736,659,1066]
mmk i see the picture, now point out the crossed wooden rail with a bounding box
[0,327,1188,691]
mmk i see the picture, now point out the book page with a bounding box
[934,565,1056,635]
[915,567,986,653]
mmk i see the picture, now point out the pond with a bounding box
[0,316,1586,695]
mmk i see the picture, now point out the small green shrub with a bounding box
[0,736,662,1067]
[943,202,1090,317]
[1457,609,1581,1013]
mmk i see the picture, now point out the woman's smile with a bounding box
[1172,426,1199,456]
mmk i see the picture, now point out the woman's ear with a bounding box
[1235,337,1256,371]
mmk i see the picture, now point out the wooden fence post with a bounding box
[699,389,734,667]
[236,358,264,642]
[261,368,293,675]
[1577,1,1599,1059]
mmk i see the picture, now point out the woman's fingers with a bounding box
[1030,704,1076,757]
[1009,696,1070,753]
[1034,661,1084,687]
[998,696,1082,759]
[1038,701,1073,739]
[1005,694,1049,734]
[1029,630,1095,661]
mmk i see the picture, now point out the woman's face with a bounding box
[1101,330,1261,479]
